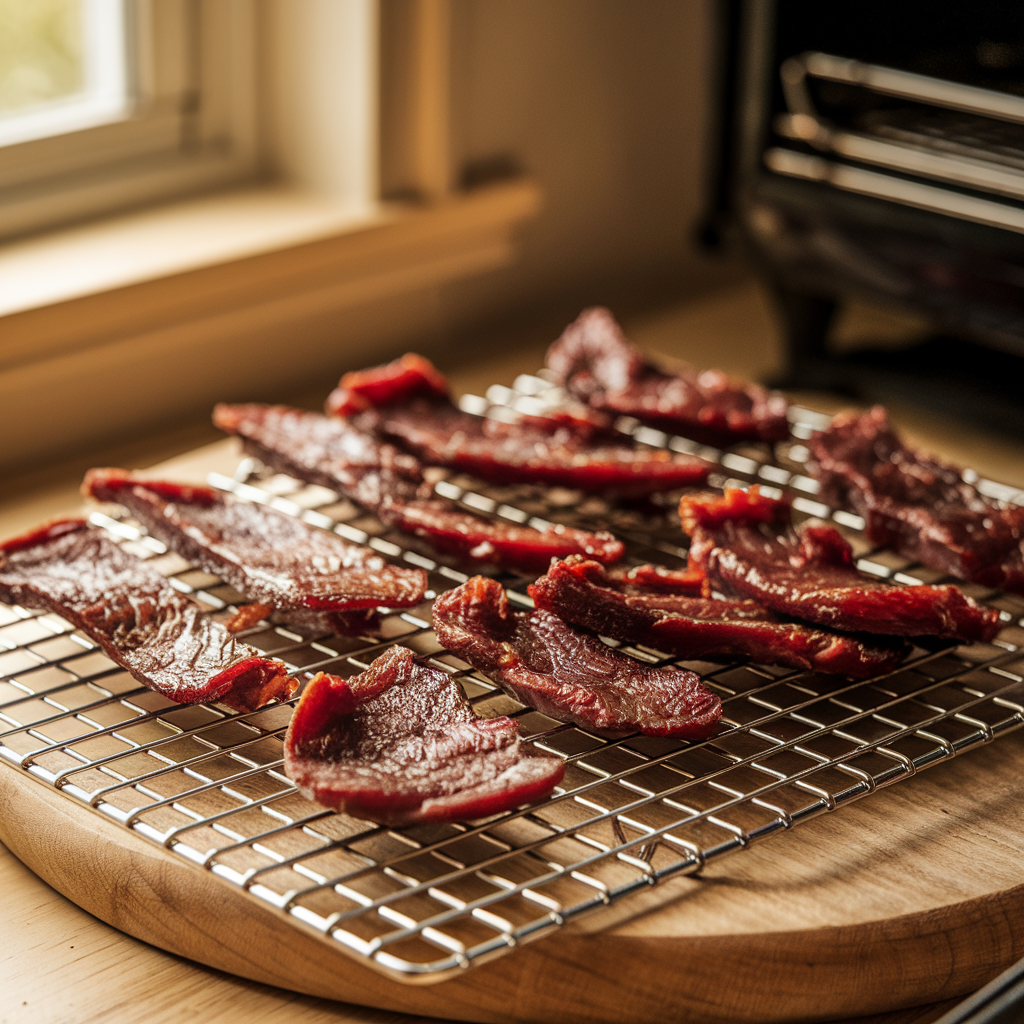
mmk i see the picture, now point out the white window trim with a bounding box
[0,0,541,474]
[0,1,265,239]
[0,0,130,149]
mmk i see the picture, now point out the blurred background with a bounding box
[2,0,1023,515]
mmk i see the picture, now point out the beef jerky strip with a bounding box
[545,307,789,446]
[530,556,908,678]
[433,575,722,738]
[213,403,624,574]
[0,519,292,712]
[807,406,1024,595]
[326,352,712,497]
[680,488,1001,643]
[83,468,428,636]
[283,647,564,826]
[613,563,705,595]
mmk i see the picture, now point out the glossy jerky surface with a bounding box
[326,352,711,497]
[283,647,564,826]
[680,488,1001,643]
[432,576,722,738]
[213,403,623,572]
[530,556,909,678]
[808,406,1024,595]
[0,519,292,711]
[326,352,450,417]
[83,469,428,633]
[546,307,789,445]
[356,398,711,497]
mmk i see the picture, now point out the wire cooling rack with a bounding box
[2,382,1024,984]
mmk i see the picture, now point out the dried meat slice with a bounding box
[807,406,1024,595]
[326,351,451,416]
[530,556,908,678]
[387,497,624,574]
[213,403,624,573]
[432,576,722,738]
[213,403,422,500]
[83,469,428,635]
[546,307,789,446]
[360,400,712,497]
[0,519,292,711]
[680,488,1001,643]
[326,353,712,496]
[283,646,564,825]
[613,563,705,595]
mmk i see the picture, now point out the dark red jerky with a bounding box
[0,519,292,712]
[545,307,789,446]
[213,403,423,498]
[613,563,706,596]
[680,488,1001,643]
[327,352,712,497]
[83,469,427,634]
[213,403,624,572]
[808,406,1024,595]
[326,352,450,417]
[530,557,908,678]
[283,647,564,826]
[432,576,722,738]
[355,398,712,497]
[388,498,623,574]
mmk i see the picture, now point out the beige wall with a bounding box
[430,0,725,345]
[447,0,715,305]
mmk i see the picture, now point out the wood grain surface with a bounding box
[3,720,1024,1024]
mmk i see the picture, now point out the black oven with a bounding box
[709,1,1024,432]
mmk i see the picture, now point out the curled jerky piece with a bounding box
[433,576,722,738]
[83,468,427,634]
[613,563,705,595]
[283,647,564,825]
[0,519,292,711]
[530,556,908,678]
[327,351,450,416]
[546,307,789,446]
[808,406,1024,595]
[213,403,624,573]
[326,352,712,497]
[680,488,1001,643]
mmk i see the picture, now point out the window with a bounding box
[0,0,263,240]
[0,0,129,148]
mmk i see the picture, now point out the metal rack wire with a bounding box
[1,386,1023,984]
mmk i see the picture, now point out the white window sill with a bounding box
[0,177,541,472]
[0,186,384,319]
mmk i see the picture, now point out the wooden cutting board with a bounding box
[4,718,1024,1024]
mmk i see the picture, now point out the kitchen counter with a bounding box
[2,283,1021,1024]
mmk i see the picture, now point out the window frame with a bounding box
[0,0,131,151]
[0,0,262,241]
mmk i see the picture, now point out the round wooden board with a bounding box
[4,730,1024,1024]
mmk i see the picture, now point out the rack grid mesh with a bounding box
[2,381,1023,983]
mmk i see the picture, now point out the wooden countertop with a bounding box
[2,283,1020,1024]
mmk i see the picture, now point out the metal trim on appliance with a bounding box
[765,147,1024,234]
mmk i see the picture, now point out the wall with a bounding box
[443,0,720,322]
